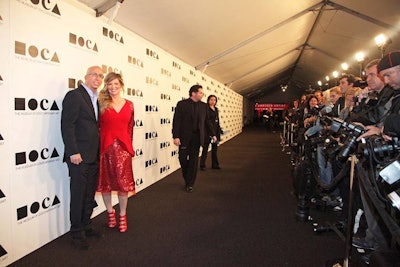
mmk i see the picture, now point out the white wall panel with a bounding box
[1,0,243,265]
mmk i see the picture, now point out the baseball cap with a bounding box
[377,51,400,73]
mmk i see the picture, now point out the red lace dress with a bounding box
[97,100,135,193]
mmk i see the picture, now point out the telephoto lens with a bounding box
[313,223,332,234]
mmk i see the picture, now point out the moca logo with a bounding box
[17,195,61,221]
[160,141,170,149]
[0,245,7,259]
[172,61,181,69]
[145,158,158,168]
[102,65,122,75]
[145,76,158,86]
[68,78,83,89]
[146,48,159,60]
[69,33,98,52]
[134,119,144,128]
[15,147,60,166]
[15,41,60,63]
[135,178,143,186]
[0,189,5,202]
[160,118,171,125]
[161,93,171,100]
[21,0,61,16]
[182,76,189,83]
[103,27,124,44]
[134,148,143,157]
[171,149,179,157]
[15,98,59,112]
[145,131,158,140]
[128,56,144,68]
[172,84,181,91]
[145,105,158,112]
[160,164,170,174]
[161,68,171,77]
[127,88,143,98]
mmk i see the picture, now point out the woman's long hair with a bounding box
[98,72,124,114]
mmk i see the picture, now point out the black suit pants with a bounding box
[200,141,219,168]
[179,132,200,187]
[67,161,99,238]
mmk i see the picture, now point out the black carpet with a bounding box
[10,126,350,267]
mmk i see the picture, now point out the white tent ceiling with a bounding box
[77,0,400,99]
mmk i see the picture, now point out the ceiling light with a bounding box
[332,71,338,78]
[341,63,349,71]
[375,33,392,58]
[375,33,388,48]
[355,51,365,62]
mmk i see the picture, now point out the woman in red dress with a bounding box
[97,72,135,233]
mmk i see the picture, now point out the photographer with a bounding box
[350,53,400,255]
[357,53,400,140]
[351,59,393,127]
[332,74,356,117]
[339,87,361,121]
[302,94,343,204]
[383,114,400,138]
[303,95,319,129]
[329,86,342,106]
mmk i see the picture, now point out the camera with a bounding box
[359,136,400,163]
[329,117,365,161]
[323,136,342,161]
[354,78,368,89]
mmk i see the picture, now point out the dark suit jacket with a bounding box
[206,106,222,141]
[172,98,215,147]
[61,85,100,163]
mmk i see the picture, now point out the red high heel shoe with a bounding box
[107,210,116,228]
[119,214,127,233]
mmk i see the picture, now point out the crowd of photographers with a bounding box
[282,51,400,265]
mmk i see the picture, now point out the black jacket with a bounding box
[61,85,100,163]
[172,98,215,147]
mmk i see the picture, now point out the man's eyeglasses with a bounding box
[87,73,104,79]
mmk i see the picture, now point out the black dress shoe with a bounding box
[85,228,103,239]
[200,166,205,171]
[212,166,221,170]
[352,237,374,250]
[71,237,90,250]
[185,186,193,192]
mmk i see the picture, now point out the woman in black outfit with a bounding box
[200,95,222,170]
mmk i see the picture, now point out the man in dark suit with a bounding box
[172,84,216,192]
[61,66,104,249]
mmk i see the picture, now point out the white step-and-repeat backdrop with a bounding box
[0,0,243,265]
